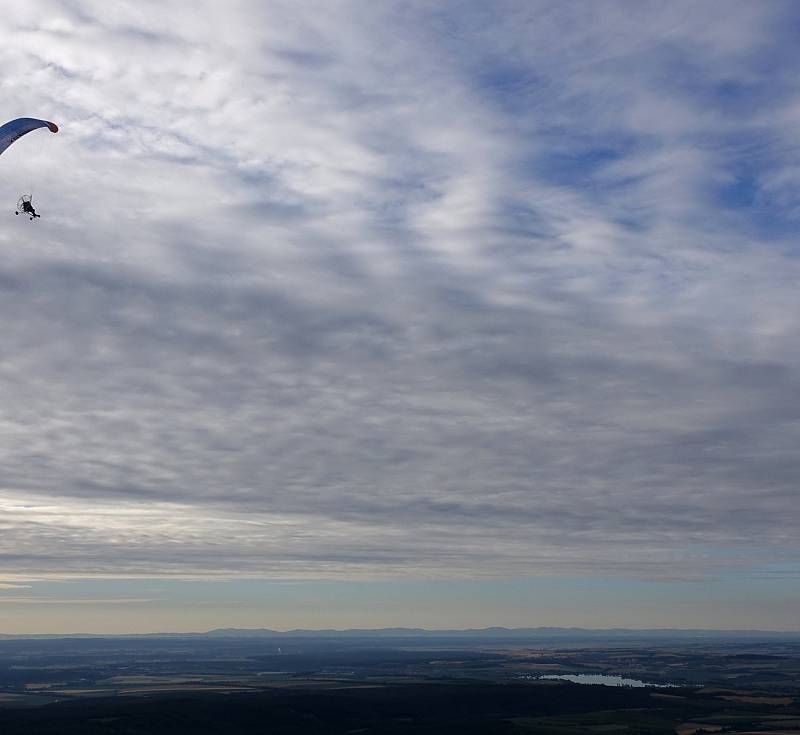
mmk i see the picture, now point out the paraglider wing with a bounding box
[0,118,58,158]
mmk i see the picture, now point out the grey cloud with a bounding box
[0,0,798,582]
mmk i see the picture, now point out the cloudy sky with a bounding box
[1,0,799,633]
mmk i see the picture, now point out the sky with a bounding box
[0,0,799,634]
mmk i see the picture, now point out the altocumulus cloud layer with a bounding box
[0,0,799,582]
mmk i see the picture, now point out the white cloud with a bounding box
[0,0,797,585]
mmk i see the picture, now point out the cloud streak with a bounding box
[0,0,798,588]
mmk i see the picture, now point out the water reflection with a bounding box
[534,674,677,688]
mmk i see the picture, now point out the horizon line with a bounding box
[2,625,800,638]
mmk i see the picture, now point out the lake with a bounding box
[535,674,678,688]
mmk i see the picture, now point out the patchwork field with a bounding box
[0,634,797,733]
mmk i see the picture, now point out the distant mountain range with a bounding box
[201,626,800,640]
[2,626,799,640]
